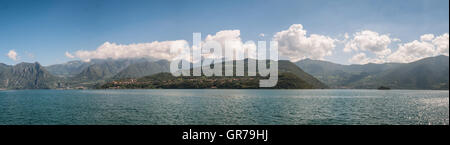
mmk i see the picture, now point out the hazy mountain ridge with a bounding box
[0,62,65,89]
[62,58,326,89]
[62,58,161,88]
[45,58,154,78]
[1,55,447,90]
[296,55,449,89]
[45,60,93,77]
[112,59,170,79]
[173,59,327,89]
[295,58,401,88]
[278,60,328,89]
[0,58,162,89]
[348,55,449,89]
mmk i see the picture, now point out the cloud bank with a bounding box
[68,40,189,62]
[344,30,448,64]
[343,30,393,57]
[65,24,448,64]
[273,24,336,61]
[387,33,449,63]
[67,30,257,62]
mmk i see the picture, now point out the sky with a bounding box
[0,0,448,66]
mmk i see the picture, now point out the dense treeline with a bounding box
[99,72,315,89]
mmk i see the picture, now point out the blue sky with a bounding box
[0,0,448,65]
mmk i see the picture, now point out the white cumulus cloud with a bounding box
[387,33,449,63]
[7,50,18,61]
[348,32,448,64]
[203,30,257,60]
[387,40,436,63]
[65,51,75,58]
[65,26,448,65]
[344,33,349,40]
[432,33,449,55]
[420,34,435,41]
[348,52,385,64]
[273,24,336,61]
[68,30,258,62]
[343,30,393,57]
[71,40,189,62]
[348,53,369,64]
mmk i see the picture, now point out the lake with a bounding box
[0,89,448,125]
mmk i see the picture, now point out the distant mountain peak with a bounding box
[0,62,61,89]
[296,55,449,89]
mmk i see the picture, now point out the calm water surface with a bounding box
[0,89,448,125]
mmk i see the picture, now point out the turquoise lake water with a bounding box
[0,89,448,125]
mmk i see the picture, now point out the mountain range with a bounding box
[296,55,449,89]
[101,59,326,89]
[0,62,64,89]
[0,55,448,90]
